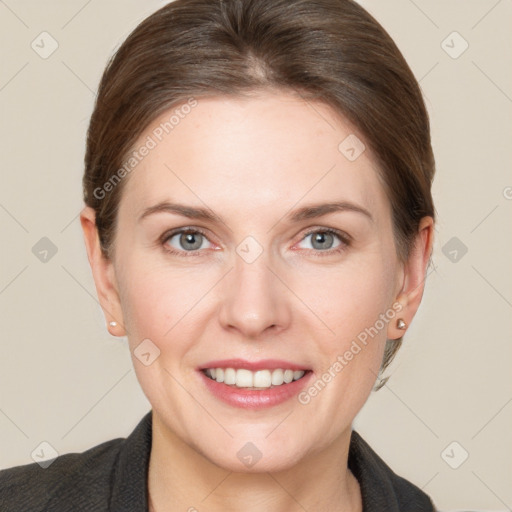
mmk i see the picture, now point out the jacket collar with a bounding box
[110,411,152,511]
[349,429,407,510]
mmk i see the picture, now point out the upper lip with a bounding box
[199,358,310,372]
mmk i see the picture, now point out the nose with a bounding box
[218,250,291,339]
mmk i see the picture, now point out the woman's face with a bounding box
[90,91,416,471]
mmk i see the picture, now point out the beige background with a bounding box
[1,1,511,510]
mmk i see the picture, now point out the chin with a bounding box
[201,436,308,474]
[215,452,302,474]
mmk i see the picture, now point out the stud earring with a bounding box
[396,318,406,330]
[109,321,118,328]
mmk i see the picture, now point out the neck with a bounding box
[147,413,362,512]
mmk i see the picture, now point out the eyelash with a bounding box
[159,227,351,258]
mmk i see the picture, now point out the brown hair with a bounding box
[83,0,435,389]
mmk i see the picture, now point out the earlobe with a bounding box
[80,206,127,337]
[387,216,435,340]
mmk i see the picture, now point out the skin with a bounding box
[81,90,434,512]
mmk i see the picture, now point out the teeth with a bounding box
[236,369,253,387]
[271,369,284,385]
[224,368,236,385]
[203,367,306,389]
[254,370,271,388]
[293,370,304,381]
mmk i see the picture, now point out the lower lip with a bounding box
[199,370,313,409]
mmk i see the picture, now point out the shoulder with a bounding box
[0,411,153,512]
[349,430,437,511]
[0,436,124,511]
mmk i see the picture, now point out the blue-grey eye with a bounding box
[299,231,342,251]
[167,230,211,251]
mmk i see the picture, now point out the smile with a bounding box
[198,360,314,409]
[202,367,307,389]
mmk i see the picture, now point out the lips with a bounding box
[197,358,313,409]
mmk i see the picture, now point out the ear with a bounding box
[387,216,435,340]
[80,206,126,336]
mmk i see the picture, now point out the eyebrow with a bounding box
[137,200,373,224]
[138,202,223,223]
[286,201,373,223]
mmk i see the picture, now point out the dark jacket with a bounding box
[0,411,436,511]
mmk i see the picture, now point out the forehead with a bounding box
[119,91,390,223]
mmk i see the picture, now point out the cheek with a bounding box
[293,255,396,342]
[116,261,209,403]
[292,251,397,401]
[326,280,390,381]
[296,270,393,428]
[117,258,215,348]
